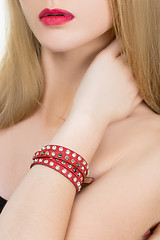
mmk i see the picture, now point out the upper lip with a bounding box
[39,8,75,18]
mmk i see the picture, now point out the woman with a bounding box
[0,0,160,239]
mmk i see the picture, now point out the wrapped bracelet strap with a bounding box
[31,158,82,192]
[31,145,95,193]
[33,145,89,176]
[33,155,86,182]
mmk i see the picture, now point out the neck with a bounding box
[36,28,115,128]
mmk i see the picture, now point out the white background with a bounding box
[0,0,8,61]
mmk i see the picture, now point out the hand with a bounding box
[70,37,142,126]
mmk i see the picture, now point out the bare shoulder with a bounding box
[88,101,160,178]
[0,124,23,200]
[0,115,49,200]
[65,102,160,240]
[118,101,160,161]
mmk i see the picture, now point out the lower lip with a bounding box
[39,15,75,26]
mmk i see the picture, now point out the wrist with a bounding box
[49,111,108,163]
[69,108,111,129]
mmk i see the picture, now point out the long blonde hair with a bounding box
[0,0,160,129]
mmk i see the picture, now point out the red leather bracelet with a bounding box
[31,145,95,193]
[33,155,86,182]
[32,157,84,183]
[33,145,89,176]
[30,158,82,193]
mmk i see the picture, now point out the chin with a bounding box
[41,44,79,53]
[38,34,80,52]
[39,37,88,53]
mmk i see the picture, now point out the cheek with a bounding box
[19,0,28,14]
[77,11,112,39]
[70,0,113,41]
[19,0,38,29]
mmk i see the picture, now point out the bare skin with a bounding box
[0,101,160,240]
[0,0,160,239]
[0,101,156,197]
[36,28,115,128]
[18,0,114,127]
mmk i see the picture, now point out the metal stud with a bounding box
[65,156,69,160]
[42,147,46,150]
[71,159,75,163]
[72,153,76,157]
[76,163,80,167]
[45,151,49,155]
[44,160,48,164]
[68,173,72,178]
[73,168,77,172]
[51,152,56,156]
[58,153,62,158]
[77,173,81,177]
[56,165,60,170]
[66,150,70,154]
[78,156,82,161]
[52,146,57,150]
[36,152,39,156]
[59,147,63,151]
[77,182,80,186]
[81,166,84,171]
[73,177,77,182]
[40,151,44,155]
[46,145,51,149]
[68,164,72,168]
[49,162,54,166]
[39,159,43,162]
[83,161,86,165]
[62,169,67,173]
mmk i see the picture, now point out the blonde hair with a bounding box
[0,0,160,129]
[0,0,44,129]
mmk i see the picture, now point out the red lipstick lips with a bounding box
[39,8,75,26]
